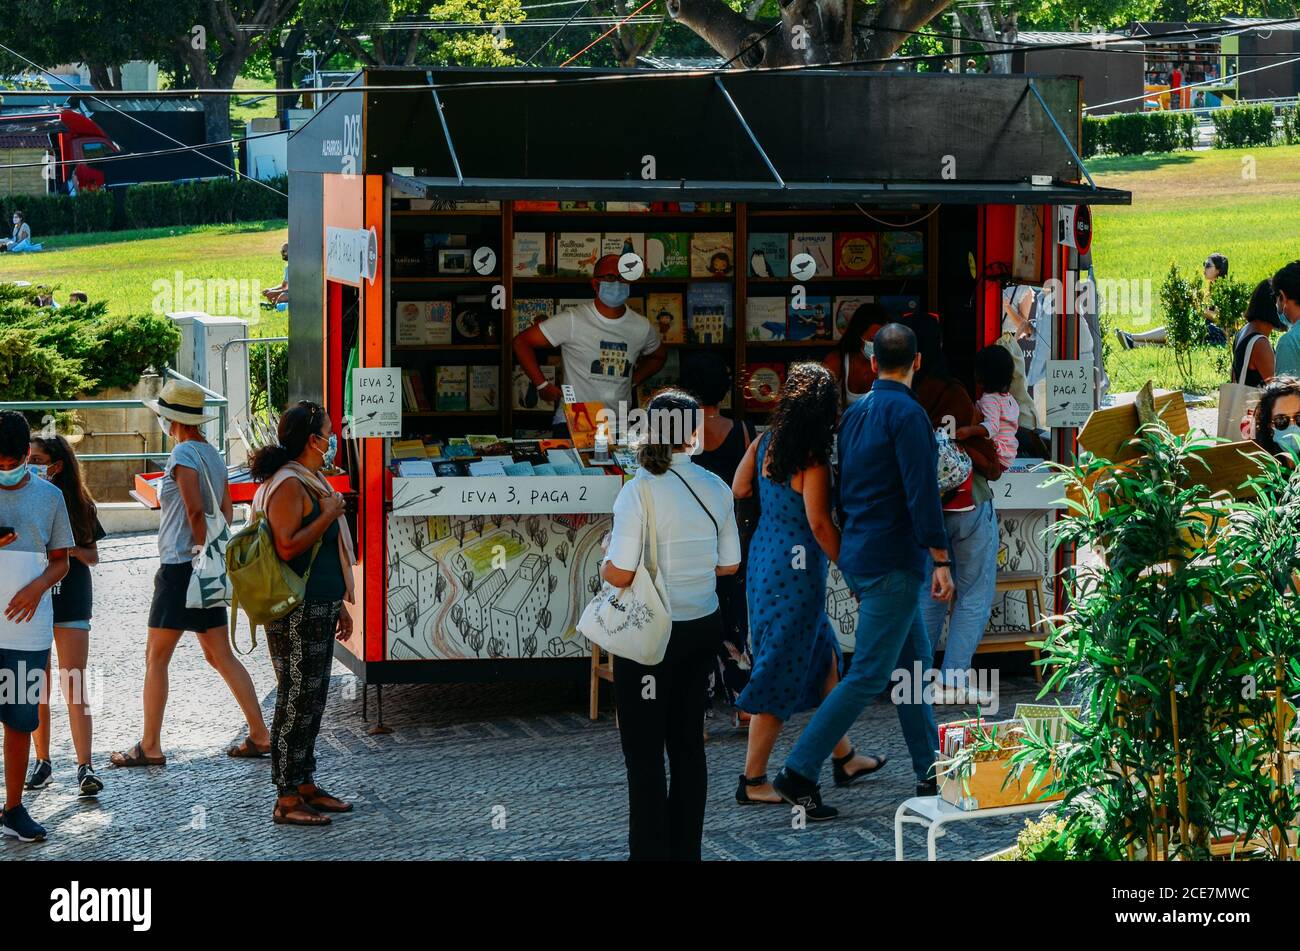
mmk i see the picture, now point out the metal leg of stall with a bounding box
[368,684,392,736]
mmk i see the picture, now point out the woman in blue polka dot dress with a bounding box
[731,363,886,806]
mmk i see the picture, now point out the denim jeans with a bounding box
[8,239,41,253]
[785,569,939,783]
[921,501,999,689]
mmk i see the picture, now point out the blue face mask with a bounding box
[597,281,630,308]
[318,433,338,467]
[862,340,875,360]
[30,464,48,481]
[1276,424,1300,452]
[0,463,27,487]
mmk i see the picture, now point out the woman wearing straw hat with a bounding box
[110,379,270,767]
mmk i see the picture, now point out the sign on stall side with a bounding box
[1046,360,1093,429]
[326,226,379,286]
[350,366,402,437]
[993,469,1065,510]
[391,475,621,515]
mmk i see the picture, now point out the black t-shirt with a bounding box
[52,516,107,623]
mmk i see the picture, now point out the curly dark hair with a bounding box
[1254,376,1300,457]
[764,362,838,484]
[248,400,329,481]
[975,344,1014,394]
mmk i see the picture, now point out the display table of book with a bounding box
[894,794,1055,861]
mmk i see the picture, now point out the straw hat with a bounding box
[146,379,217,426]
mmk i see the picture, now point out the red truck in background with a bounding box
[0,108,114,195]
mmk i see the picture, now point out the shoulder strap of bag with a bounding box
[1238,333,1263,386]
[187,447,221,522]
[637,478,658,576]
[667,466,718,537]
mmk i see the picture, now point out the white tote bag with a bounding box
[186,463,233,610]
[1217,335,1263,440]
[578,479,672,666]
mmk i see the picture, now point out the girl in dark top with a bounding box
[682,354,756,723]
[25,435,105,798]
[822,302,887,409]
[249,401,356,826]
[1231,279,1284,388]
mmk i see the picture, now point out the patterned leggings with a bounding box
[266,600,340,796]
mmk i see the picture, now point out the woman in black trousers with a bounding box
[602,390,742,860]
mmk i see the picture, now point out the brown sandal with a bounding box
[109,742,166,768]
[272,795,331,827]
[227,736,271,758]
[299,785,353,814]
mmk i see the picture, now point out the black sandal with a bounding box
[273,795,331,827]
[832,747,888,787]
[735,773,783,805]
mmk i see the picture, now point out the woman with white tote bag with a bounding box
[597,389,741,861]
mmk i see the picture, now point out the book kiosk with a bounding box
[286,67,1131,713]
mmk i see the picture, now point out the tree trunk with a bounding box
[275,25,307,121]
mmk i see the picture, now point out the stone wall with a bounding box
[69,375,166,503]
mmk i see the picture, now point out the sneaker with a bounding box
[1114,328,1135,350]
[77,764,104,798]
[24,759,52,790]
[1,804,47,842]
[935,684,968,705]
[772,767,839,821]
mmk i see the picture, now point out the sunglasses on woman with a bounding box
[1270,413,1300,430]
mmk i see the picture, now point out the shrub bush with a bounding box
[1092,111,1196,156]
[1280,105,1300,146]
[0,174,287,236]
[1211,104,1276,148]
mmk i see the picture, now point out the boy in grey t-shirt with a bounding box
[0,411,73,843]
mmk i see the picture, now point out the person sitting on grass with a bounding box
[1,211,43,253]
[262,243,289,307]
[1115,253,1229,350]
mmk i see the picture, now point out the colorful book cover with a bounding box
[746,297,788,342]
[563,402,604,451]
[743,363,785,411]
[433,460,465,477]
[407,370,432,411]
[834,232,880,277]
[880,230,925,276]
[512,298,553,337]
[789,232,833,278]
[512,232,549,276]
[747,233,790,278]
[689,232,735,278]
[645,292,684,344]
[513,200,561,212]
[554,233,601,276]
[787,296,833,341]
[644,233,689,278]
[435,365,468,412]
[395,301,429,346]
[600,232,645,262]
[685,282,733,345]
[603,201,651,212]
[511,363,558,412]
[452,295,499,345]
[400,371,419,413]
[559,200,600,211]
[833,295,875,340]
[426,300,453,345]
[469,365,499,412]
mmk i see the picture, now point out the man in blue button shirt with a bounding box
[774,322,953,820]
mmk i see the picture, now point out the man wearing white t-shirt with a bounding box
[513,254,667,437]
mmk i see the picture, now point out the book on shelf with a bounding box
[395,301,429,346]
[787,295,833,341]
[554,233,601,276]
[880,230,925,276]
[512,232,549,277]
[645,292,684,344]
[560,200,600,211]
[743,363,786,411]
[562,402,604,451]
[834,232,880,277]
[435,365,468,412]
[833,296,875,340]
[397,459,436,478]
[468,459,509,478]
[469,366,499,412]
[514,200,560,212]
[444,441,475,458]
[452,295,500,345]
[685,282,733,345]
[789,232,833,278]
[556,297,588,313]
[626,296,645,318]
[400,371,420,413]
[426,300,453,345]
[689,232,735,278]
[745,297,788,342]
[401,369,433,412]
[391,439,428,460]
[600,232,645,262]
[747,232,790,278]
[644,232,689,278]
[433,460,466,477]
[512,298,553,337]
[511,363,559,412]
[604,201,651,212]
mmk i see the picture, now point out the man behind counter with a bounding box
[513,254,667,438]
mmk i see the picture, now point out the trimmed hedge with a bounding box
[0,174,287,237]
[1284,106,1300,145]
[1211,105,1276,148]
[1085,111,1196,157]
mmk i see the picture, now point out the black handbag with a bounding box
[736,426,761,554]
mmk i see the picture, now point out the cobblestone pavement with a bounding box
[7,533,1049,861]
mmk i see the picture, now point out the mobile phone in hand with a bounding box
[0,527,14,537]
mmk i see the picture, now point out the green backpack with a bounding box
[226,509,321,654]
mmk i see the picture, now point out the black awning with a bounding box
[388,173,1129,207]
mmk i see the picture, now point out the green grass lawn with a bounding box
[1091,145,1300,394]
[0,220,288,335]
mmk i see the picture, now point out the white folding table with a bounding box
[894,795,1056,860]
